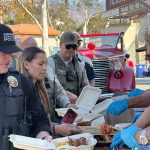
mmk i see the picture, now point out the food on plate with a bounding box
[99,124,118,141]
[55,140,69,148]
[55,137,87,148]
[69,137,87,147]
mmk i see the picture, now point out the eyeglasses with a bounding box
[65,44,78,50]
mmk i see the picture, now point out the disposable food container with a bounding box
[9,133,97,150]
[52,133,97,150]
[56,86,101,117]
[9,134,55,150]
[79,126,100,134]
[115,123,131,130]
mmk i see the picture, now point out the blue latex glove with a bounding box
[110,133,124,149]
[106,99,128,116]
[131,113,142,123]
[128,88,144,98]
[121,125,141,148]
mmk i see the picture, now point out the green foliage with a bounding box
[77,0,100,10]
[47,0,106,33]
[0,0,41,24]
[88,14,107,33]
[48,1,78,31]
[0,0,107,34]
[3,18,15,24]
[71,0,105,34]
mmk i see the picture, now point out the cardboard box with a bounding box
[91,94,133,126]
[104,108,134,126]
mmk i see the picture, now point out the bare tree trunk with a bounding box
[0,12,3,23]
[83,11,90,34]
[18,0,50,56]
[42,0,50,56]
[83,22,87,34]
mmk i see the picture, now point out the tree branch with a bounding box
[17,0,42,32]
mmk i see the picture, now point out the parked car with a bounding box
[78,32,135,93]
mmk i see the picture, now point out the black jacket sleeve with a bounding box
[21,75,51,137]
[84,62,96,80]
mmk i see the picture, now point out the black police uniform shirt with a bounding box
[21,74,51,136]
[0,72,51,137]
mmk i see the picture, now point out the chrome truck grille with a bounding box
[92,59,110,93]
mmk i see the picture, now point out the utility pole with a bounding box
[42,0,50,56]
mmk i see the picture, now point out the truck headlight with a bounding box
[114,62,122,71]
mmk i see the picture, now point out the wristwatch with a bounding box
[139,129,149,145]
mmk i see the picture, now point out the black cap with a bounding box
[0,24,22,54]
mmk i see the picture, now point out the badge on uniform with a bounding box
[7,76,18,88]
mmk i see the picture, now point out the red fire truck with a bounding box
[78,32,135,93]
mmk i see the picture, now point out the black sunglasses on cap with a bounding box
[65,44,78,50]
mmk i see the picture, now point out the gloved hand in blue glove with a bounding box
[131,113,142,123]
[110,133,124,149]
[128,88,144,98]
[120,125,141,148]
[106,98,128,116]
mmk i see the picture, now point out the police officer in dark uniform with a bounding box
[0,24,52,150]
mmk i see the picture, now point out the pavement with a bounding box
[136,77,150,90]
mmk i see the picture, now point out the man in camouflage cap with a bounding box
[47,32,89,104]
[58,32,79,61]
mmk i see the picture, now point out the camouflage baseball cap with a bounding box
[60,32,78,46]
[73,32,82,41]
